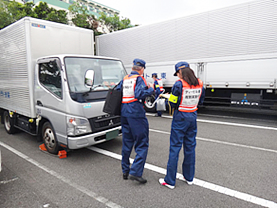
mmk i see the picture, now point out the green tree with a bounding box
[68,0,133,34]
[0,0,133,32]
[98,13,133,33]
[68,0,97,30]
[45,9,67,24]
[0,0,12,29]
[0,1,67,29]
[33,2,51,19]
[71,13,90,28]
[33,2,67,24]
[0,0,36,29]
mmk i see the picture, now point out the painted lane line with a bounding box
[149,129,277,154]
[0,177,18,184]
[146,113,277,131]
[196,137,277,154]
[88,146,277,208]
[0,142,122,208]
[197,119,277,131]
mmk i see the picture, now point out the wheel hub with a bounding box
[44,128,56,149]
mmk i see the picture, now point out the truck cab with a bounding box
[33,54,126,153]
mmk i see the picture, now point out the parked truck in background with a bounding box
[0,17,126,154]
[96,0,277,112]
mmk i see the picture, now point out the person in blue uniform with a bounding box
[152,73,164,117]
[116,58,154,184]
[159,61,205,189]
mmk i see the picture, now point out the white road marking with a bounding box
[149,129,277,154]
[197,119,277,131]
[0,142,122,208]
[88,146,277,208]
[146,113,277,131]
[196,137,277,154]
[0,177,18,184]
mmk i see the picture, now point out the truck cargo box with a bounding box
[0,17,94,118]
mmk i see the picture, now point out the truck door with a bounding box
[35,58,67,147]
[197,62,206,85]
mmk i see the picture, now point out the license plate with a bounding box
[106,129,119,140]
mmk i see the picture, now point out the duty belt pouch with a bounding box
[156,98,166,111]
[103,84,122,116]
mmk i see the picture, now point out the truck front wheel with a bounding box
[42,122,59,154]
[3,111,16,134]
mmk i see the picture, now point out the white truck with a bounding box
[0,17,126,154]
[96,0,277,112]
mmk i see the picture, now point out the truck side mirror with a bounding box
[85,70,94,87]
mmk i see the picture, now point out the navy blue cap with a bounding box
[174,61,189,76]
[152,73,157,77]
[133,58,146,69]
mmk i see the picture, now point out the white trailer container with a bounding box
[0,17,126,154]
[96,0,277,111]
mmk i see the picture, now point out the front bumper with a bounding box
[67,126,121,149]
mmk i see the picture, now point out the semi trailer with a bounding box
[0,17,126,154]
[96,0,277,112]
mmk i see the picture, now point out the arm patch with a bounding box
[169,93,178,103]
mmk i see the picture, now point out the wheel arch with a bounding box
[37,117,50,137]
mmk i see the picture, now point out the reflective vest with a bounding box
[122,74,147,103]
[157,78,164,90]
[178,79,203,112]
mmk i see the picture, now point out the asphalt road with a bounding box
[0,109,276,208]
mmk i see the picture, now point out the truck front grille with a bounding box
[88,115,121,133]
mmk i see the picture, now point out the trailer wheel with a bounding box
[42,122,59,154]
[3,111,16,134]
[144,94,156,113]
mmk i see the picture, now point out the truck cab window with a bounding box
[39,60,62,98]
[64,57,126,93]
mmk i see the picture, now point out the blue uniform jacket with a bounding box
[169,80,205,119]
[154,79,162,97]
[117,71,154,118]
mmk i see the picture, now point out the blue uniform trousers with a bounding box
[164,113,197,186]
[121,116,149,177]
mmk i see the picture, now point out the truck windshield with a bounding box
[64,57,126,92]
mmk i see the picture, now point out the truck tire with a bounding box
[144,94,157,113]
[42,122,60,154]
[3,111,16,134]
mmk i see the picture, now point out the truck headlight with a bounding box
[66,116,92,136]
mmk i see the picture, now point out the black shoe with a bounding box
[123,172,129,180]
[129,175,147,184]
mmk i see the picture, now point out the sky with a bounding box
[97,0,256,25]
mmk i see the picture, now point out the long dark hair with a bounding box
[180,67,199,86]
